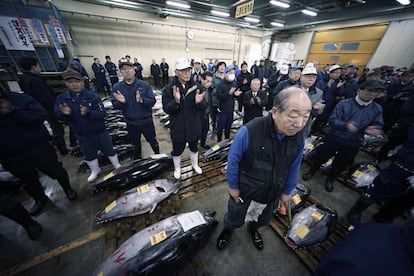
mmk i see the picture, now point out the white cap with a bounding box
[193,58,202,64]
[329,64,342,73]
[175,58,192,70]
[280,64,289,75]
[301,63,317,75]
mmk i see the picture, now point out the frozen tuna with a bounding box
[285,204,337,249]
[92,210,218,276]
[303,135,324,160]
[346,162,379,188]
[94,156,173,191]
[201,139,232,162]
[96,178,180,223]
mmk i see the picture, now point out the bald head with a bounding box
[272,87,312,136]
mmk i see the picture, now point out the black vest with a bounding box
[239,115,303,203]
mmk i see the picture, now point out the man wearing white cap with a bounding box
[298,63,325,135]
[162,58,207,179]
[191,58,204,83]
[312,64,345,134]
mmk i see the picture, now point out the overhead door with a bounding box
[308,23,388,71]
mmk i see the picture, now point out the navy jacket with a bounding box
[0,91,49,157]
[112,78,155,126]
[92,63,107,81]
[55,89,107,137]
[329,97,383,146]
[104,62,117,76]
[19,71,56,111]
[162,76,207,143]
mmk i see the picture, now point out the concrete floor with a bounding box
[0,94,382,276]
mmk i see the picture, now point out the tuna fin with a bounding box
[149,203,157,214]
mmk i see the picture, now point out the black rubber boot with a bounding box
[23,181,49,215]
[57,173,78,201]
[3,203,43,240]
[150,142,160,154]
[302,165,319,181]
[346,194,373,225]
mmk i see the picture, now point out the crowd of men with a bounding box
[1,55,413,259]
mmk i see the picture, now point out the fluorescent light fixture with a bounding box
[301,8,318,16]
[166,1,190,9]
[269,0,290,8]
[396,0,411,5]
[112,0,141,5]
[271,21,285,27]
[211,10,230,17]
[244,16,260,23]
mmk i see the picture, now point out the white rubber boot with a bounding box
[86,159,101,183]
[190,151,202,174]
[108,154,123,172]
[173,155,181,179]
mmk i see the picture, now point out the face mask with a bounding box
[227,74,235,81]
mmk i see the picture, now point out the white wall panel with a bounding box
[368,19,414,69]
[52,0,263,76]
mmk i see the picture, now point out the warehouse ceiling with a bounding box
[74,0,413,31]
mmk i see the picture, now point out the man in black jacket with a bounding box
[162,58,207,179]
[19,57,68,155]
[150,59,161,88]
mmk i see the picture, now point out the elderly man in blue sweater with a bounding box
[216,87,312,251]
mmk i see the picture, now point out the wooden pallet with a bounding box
[270,196,351,272]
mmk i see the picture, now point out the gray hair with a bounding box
[273,86,309,112]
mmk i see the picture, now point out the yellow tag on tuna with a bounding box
[306,143,314,150]
[311,211,324,221]
[367,164,375,171]
[105,200,117,213]
[352,170,363,178]
[150,230,167,246]
[292,194,302,205]
[97,272,103,276]
[103,172,114,181]
[295,224,309,239]
[211,144,220,151]
[137,184,150,194]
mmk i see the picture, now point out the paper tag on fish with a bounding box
[105,200,117,213]
[311,211,324,221]
[367,164,375,171]
[177,210,206,232]
[150,230,167,246]
[150,153,168,159]
[103,171,114,181]
[97,272,103,276]
[352,170,363,178]
[137,184,150,194]
[295,224,309,239]
[326,158,333,166]
[292,194,302,205]
[211,144,220,151]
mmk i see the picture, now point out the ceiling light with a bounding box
[271,21,285,27]
[301,8,318,16]
[244,16,260,23]
[112,0,141,5]
[211,10,230,17]
[269,0,290,8]
[396,0,411,5]
[166,1,190,9]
